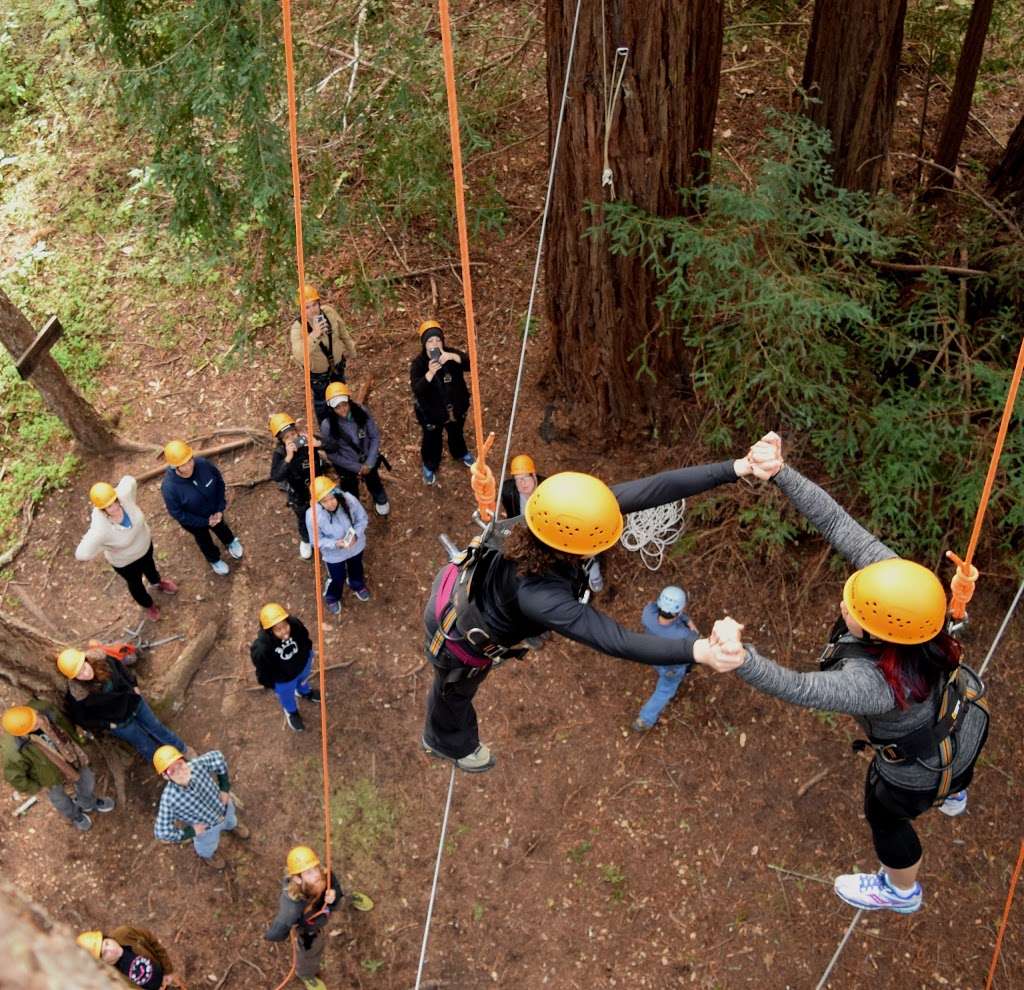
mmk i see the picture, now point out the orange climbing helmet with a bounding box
[524,472,623,556]
[843,558,947,645]
[510,454,536,476]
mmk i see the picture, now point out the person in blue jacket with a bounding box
[632,586,699,731]
[306,477,370,614]
[160,440,243,576]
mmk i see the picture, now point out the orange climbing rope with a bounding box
[275,0,334,986]
[984,838,1024,990]
[947,333,1024,619]
[437,0,496,523]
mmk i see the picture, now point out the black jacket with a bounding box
[250,617,313,687]
[410,331,471,424]
[500,475,547,519]
[64,660,141,731]
[270,442,327,508]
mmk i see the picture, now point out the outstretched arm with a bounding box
[610,460,744,515]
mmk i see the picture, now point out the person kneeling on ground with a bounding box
[632,585,699,732]
[1,702,115,832]
[153,745,248,871]
[59,645,194,763]
[269,413,328,560]
[76,925,183,989]
[306,476,370,614]
[319,382,391,516]
[250,602,321,733]
[265,845,373,990]
[161,440,244,576]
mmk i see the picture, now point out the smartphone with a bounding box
[428,346,442,361]
[345,527,356,544]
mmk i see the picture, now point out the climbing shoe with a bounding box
[939,790,968,817]
[286,711,306,733]
[833,870,922,914]
[422,736,495,773]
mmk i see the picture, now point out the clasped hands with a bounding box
[733,430,784,481]
[693,617,747,673]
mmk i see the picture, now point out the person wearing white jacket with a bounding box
[76,477,178,621]
[305,477,370,614]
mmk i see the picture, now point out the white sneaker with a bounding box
[939,789,968,817]
[211,560,230,576]
[299,541,313,559]
[227,538,244,559]
[374,500,390,517]
[833,869,922,914]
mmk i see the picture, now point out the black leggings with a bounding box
[112,543,161,608]
[183,519,236,564]
[423,643,491,759]
[420,417,468,471]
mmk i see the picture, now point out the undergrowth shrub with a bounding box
[601,114,1024,569]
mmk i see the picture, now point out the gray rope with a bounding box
[978,576,1024,678]
[492,0,584,506]
[814,908,863,990]
[414,764,457,990]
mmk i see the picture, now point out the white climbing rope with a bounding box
[814,909,863,990]
[620,499,687,570]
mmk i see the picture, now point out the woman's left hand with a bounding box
[324,889,337,905]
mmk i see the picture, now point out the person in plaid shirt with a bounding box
[152,746,249,870]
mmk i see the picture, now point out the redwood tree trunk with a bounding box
[989,113,1024,210]
[0,288,121,454]
[802,0,908,191]
[928,0,996,190]
[543,0,723,433]
[0,612,63,697]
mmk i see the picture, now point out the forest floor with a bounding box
[2,7,1024,990]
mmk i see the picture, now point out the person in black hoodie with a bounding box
[268,413,328,560]
[410,320,474,486]
[250,604,321,733]
[59,646,192,763]
[319,382,390,516]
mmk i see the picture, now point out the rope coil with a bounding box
[619,500,686,570]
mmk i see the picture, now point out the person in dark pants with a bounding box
[319,382,390,516]
[269,413,327,560]
[160,440,243,576]
[499,453,546,519]
[75,476,178,622]
[290,284,357,424]
[714,432,990,915]
[421,456,759,772]
[306,477,370,614]
[250,603,321,733]
[410,320,474,485]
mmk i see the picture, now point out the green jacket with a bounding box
[1,699,87,794]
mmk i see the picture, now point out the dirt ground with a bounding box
[2,23,1023,990]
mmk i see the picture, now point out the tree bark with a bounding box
[928,0,996,191]
[989,113,1024,210]
[543,0,723,434]
[0,288,122,454]
[802,0,908,191]
[0,612,64,698]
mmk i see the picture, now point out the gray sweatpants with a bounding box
[46,767,97,822]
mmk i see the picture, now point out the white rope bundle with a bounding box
[619,499,686,570]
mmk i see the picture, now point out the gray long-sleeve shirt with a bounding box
[736,465,987,791]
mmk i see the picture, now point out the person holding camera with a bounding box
[290,284,357,424]
[306,477,371,614]
[410,320,474,486]
[269,413,328,560]
[319,383,390,516]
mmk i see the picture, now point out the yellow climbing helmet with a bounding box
[843,558,947,645]
[163,439,193,468]
[89,482,117,510]
[287,845,320,875]
[260,603,288,630]
[2,706,38,736]
[325,382,350,404]
[269,413,296,437]
[510,454,536,476]
[57,648,86,679]
[524,472,623,556]
[153,745,184,775]
[76,931,103,959]
[312,476,337,503]
[297,284,319,306]
[418,319,442,338]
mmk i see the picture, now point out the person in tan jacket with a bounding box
[76,925,183,988]
[290,284,357,423]
[75,476,178,621]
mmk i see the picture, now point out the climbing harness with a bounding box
[619,499,687,570]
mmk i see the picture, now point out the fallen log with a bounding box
[137,438,257,483]
[153,621,221,713]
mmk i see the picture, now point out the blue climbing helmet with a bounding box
[656,586,687,616]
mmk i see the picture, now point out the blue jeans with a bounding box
[637,665,691,728]
[193,799,238,860]
[273,652,315,714]
[110,698,186,762]
[324,553,366,603]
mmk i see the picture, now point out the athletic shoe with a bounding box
[71,812,93,832]
[422,736,495,773]
[156,579,178,594]
[833,869,922,914]
[93,797,115,813]
[201,855,226,871]
[422,465,437,485]
[325,599,341,615]
[349,891,374,912]
[227,539,244,559]
[286,711,305,732]
[588,567,605,593]
[230,823,251,840]
[374,500,390,516]
[299,541,313,559]
[352,587,371,603]
[299,689,321,703]
[460,452,475,467]
[211,560,230,576]
[939,790,968,817]
[632,717,652,733]
[145,605,161,622]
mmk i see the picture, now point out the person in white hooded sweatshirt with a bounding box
[305,477,370,615]
[75,476,178,621]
